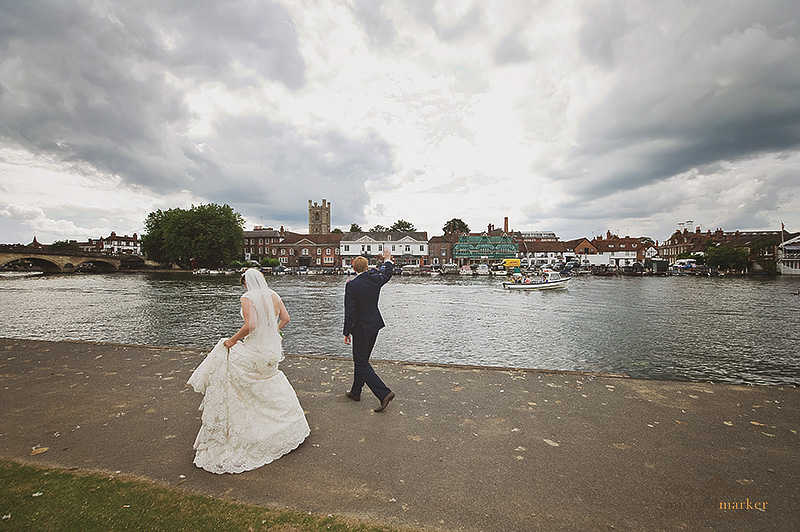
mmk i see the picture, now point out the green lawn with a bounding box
[0,460,416,532]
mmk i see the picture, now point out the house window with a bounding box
[441,248,447,256]
[272,249,277,255]
[281,249,286,256]
[420,245,424,251]
[367,245,371,252]
[344,245,350,251]
[302,248,309,255]
[325,248,331,255]
[259,238,263,244]
[317,248,321,255]
[290,249,295,255]
[405,245,410,252]
[392,245,396,251]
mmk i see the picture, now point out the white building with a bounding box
[339,232,429,267]
[101,232,141,255]
[779,234,800,275]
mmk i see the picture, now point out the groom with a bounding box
[343,249,396,412]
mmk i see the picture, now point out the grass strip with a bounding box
[0,459,416,532]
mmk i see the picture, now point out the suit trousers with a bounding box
[350,326,391,400]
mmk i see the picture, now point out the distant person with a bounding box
[343,250,396,412]
[187,268,309,473]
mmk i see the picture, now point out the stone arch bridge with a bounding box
[0,247,154,273]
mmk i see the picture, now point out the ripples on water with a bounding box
[1,271,798,385]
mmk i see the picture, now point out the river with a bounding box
[1,271,798,385]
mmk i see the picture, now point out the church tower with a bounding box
[308,199,331,234]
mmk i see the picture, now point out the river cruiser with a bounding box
[502,270,570,290]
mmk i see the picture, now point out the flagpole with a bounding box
[780,222,786,274]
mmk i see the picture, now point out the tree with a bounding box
[442,218,470,235]
[705,245,749,271]
[140,209,173,263]
[676,251,706,265]
[389,219,415,232]
[141,204,244,268]
[349,223,363,232]
[331,228,343,234]
[370,224,388,232]
[50,240,79,252]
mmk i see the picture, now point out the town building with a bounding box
[340,232,429,268]
[271,231,342,268]
[308,199,331,234]
[99,232,140,255]
[453,234,518,265]
[517,240,569,268]
[243,226,283,262]
[562,237,599,258]
[589,231,643,267]
[74,232,140,255]
[779,233,800,275]
[658,226,794,269]
[428,233,461,265]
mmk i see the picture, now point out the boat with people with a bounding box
[502,270,570,290]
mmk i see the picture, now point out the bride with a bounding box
[187,268,310,474]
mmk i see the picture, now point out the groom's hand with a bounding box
[381,248,393,263]
[343,334,351,345]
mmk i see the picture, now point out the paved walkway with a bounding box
[1,338,798,531]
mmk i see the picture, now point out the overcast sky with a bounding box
[2,0,799,246]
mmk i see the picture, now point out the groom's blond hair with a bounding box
[352,256,368,273]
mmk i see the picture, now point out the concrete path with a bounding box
[0,338,797,531]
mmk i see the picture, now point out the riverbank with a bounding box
[1,338,798,531]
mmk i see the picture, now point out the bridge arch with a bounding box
[1,256,62,273]
[75,259,118,272]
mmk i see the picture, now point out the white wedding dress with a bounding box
[187,273,310,474]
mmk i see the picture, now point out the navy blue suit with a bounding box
[343,261,394,400]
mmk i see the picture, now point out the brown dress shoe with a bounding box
[346,391,361,402]
[374,391,395,412]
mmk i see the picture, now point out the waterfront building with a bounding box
[518,231,558,242]
[428,233,460,265]
[562,237,599,263]
[308,199,331,234]
[74,232,140,255]
[590,231,644,268]
[453,234,518,266]
[340,231,429,268]
[779,233,800,275]
[659,226,795,270]
[99,232,140,255]
[243,226,282,263]
[271,231,342,268]
[517,240,569,268]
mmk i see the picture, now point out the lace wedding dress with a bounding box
[187,271,310,474]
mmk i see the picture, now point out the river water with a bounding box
[1,271,798,385]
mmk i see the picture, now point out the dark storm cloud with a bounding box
[0,1,388,223]
[554,1,800,203]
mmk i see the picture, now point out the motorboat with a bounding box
[502,270,570,290]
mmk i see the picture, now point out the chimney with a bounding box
[696,226,701,233]
[504,217,509,233]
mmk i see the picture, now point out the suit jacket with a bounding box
[343,261,394,338]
